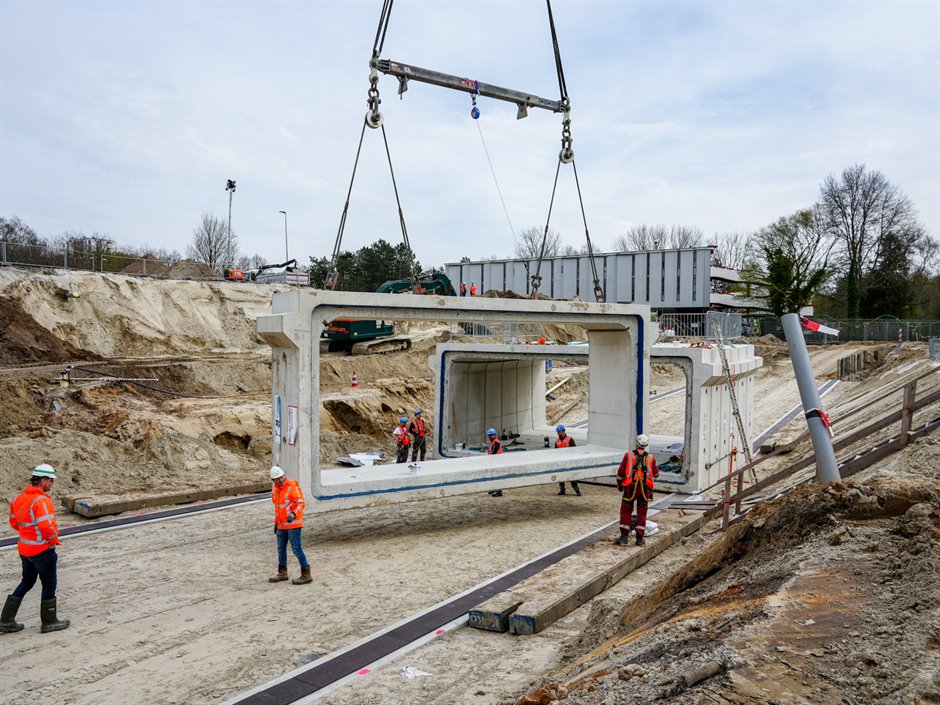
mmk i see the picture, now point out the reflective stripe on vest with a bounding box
[555,436,572,448]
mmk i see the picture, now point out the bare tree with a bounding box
[712,231,754,270]
[515,226,562,259]
[187,213,235,272]
[612,224,703,251]
[819,164,930,318]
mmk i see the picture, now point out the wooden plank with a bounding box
[65,481,270,517]
[468,595,525,632]
[508,511,709,635]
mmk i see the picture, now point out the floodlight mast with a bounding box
[373,59,565,120]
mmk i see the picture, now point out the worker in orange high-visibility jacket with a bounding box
[393,416,411,463]
[268,466,311,585]
[486,428,505,497]
[554,425,581,496]
[1,464,70,634]
[408,409,428,462]
[615,434,660,546]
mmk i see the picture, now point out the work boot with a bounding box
[489,490,503,497]
[39,598,69,633]
[573,484,582,497]
[0,595,25,633]
[635,534,645,546]
[292,567,312,585]
[613,528,631,545]
[556,484,566,496]
[268,565,289,583]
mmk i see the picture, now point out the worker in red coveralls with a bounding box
[615,434,659,546]
[408,410,428,462]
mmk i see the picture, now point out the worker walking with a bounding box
[615,435,660,546]
[408,410,428,462]
[460,282,467,297]
[393,416,411,463]
[486,428,504,497]
[554,425,581,496]
[470,282,477,296]
[1,464,69,634]
[268,466,312,585]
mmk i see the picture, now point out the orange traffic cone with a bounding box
[351,371,359,389]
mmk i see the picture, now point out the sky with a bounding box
[1,0,938,270]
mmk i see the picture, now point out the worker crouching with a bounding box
[1,464,70,634]
[269,466,312,585]
[615,434,660,546]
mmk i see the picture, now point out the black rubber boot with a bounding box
[39,598,69,633]
[556,483,566,495]
[573,482,582,496]
[613,528,631,545]
[635,534,645,546]
[0,595,25,633]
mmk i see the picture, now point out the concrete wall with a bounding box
[257,290,650,511]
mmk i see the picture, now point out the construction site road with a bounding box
[0,483,632,705]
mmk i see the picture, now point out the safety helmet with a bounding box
[636,434,649,448]
[31,463,56,480]
[486,428,497,436]
[399,416,408,423]
[414,410,422,415]
[556,425,566,432]
[269,466,285,480]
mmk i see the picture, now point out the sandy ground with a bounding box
[1,268,938,705]
[0,484,626,705]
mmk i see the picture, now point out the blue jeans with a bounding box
[276,528,309,570]
[13,548,58,601]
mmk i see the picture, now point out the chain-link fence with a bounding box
[655,311,743,340]
[760,317,940,343]
[1,240,175,276]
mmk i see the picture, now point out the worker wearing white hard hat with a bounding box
[268,466,311,585]
[614,434,660,546]
[1,464,70,634]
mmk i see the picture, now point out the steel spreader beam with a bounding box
[375,58,564,119]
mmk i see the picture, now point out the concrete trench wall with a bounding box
[257,290,651,512]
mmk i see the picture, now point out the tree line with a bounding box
[494,164,938,319]
[307,240,425,291]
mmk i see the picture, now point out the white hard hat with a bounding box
[269,466,285,480]
[636,434,649,448]
[32,463,57,480]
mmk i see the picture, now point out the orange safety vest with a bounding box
[617,450,659,500]
[394,426,411,446]
[488,439,504,455]
[8,486,60,557]
[272,479,305,529]
[409,418,426,438]
[470,284,477,296]
[555,435,575,448]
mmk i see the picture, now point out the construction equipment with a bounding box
[252,259,309,285]
[322,273,456,354]
[321,318,412,355]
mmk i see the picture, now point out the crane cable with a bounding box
[326,0,421,292]
[529,0,605,303]
[475,120,517,246]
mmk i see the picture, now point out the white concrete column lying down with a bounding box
[256,289,651,512]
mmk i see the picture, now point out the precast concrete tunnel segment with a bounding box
[432,342,762,493]
[256,290,651,512]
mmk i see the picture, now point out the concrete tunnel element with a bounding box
[256,289,651,512]
[431,342,762,493]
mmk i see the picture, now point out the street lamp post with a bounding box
[225,179,237,268]
[278,210,288,261]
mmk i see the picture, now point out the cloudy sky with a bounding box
[1,0,937,269]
